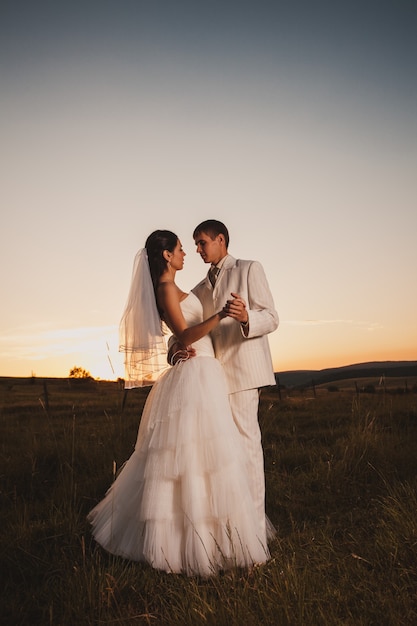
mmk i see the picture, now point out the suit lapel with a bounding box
[214,255,235,291]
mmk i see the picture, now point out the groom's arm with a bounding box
[244,261,279,338]
[224,261,278,338]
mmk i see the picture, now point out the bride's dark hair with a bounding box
[145,229,178,296]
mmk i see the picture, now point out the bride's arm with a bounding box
[158,283,226,347]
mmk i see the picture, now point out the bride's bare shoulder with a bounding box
[157,281,187,302]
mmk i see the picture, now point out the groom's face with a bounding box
[194,232,224,266]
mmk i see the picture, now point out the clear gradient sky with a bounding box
[1,0,416,380]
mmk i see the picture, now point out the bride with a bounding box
[87,230,273,576]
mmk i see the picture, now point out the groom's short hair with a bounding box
[193,220,229,248]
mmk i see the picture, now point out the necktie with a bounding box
[209,265,220,287]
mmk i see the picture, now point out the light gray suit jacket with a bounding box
[192,254,279,394]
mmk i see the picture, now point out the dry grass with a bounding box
[1,377,416,625]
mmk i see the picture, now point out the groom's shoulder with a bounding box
[225,255,251,267]
[192,279,206,293]
[234,258,257,269]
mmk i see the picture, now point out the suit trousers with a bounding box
[228,388,266,537]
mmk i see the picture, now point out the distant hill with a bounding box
[275,361,417,389]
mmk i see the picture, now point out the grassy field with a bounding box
[1,376,416,625]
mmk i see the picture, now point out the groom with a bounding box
[174,219,279,536]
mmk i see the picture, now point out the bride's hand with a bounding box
[218,307,228,319]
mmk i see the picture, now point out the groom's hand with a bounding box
[224,293,248,324]
[168,342,196,365]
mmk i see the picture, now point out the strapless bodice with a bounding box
[180,293,215,358]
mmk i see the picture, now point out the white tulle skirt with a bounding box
[88,356,272,576]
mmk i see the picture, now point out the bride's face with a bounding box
[170,239,186,271]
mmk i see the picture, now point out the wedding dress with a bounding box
[88,292,271,576]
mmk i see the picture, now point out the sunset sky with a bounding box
[1,0,416,380]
